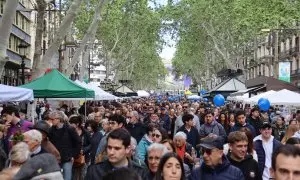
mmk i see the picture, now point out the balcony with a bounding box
[259,55,273,64]
[290,47,300,57]
[291,69,300,77]
[279,47,300,60]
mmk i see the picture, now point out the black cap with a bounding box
[31,121,50,136]
[199,136,224,150]
[260,121,271,129]
[160,107,166,110]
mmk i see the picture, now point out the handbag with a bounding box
[73,134,85,167]
[73,151,85,167]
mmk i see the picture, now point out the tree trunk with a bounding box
[62,30,73,72]
[31,0,47,80]
[65,0,108,77]
[79,47,90,81]
[0,0,19,78]
[32,0,83,80]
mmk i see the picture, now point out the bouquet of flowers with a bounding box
[10,131,24,145]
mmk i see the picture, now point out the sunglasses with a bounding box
[152,134,161,138]
[183,106,188,108]
[200,148,213,156]
[127,116,132,119]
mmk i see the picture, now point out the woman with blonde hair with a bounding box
[281,125,299,144]
[8,142,31,167]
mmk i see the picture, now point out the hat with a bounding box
[275,111,281,115]
[198,136,224,150]
[260,121,272,129]
[31,121,50,135]
[160,107,166,110]
[13,153,62,180]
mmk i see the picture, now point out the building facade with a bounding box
[244,30,300,88]
[0,0,33,86]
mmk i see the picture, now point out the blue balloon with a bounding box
[213,94,225,107]
[203,98,208,102]
[200,89,208,95]
[258,98,267,105]
[258,99,270,111]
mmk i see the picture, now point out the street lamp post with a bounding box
[18,41,29,84]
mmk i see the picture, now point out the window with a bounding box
[15,13,19,26]
[43,19,47,32]
[14,37,19,53]
[43,40,46,54]
[8,36,12,49]
[0,1,4,14]
[21,17,25,30]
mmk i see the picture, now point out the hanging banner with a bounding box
[278,61,290,83]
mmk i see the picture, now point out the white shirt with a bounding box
[254,135,274,180]
[293,131,300,138]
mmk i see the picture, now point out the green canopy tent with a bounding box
[20,69,95,99]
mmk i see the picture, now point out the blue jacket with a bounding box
[135,134,152,162]
[230,123,256,137]
[254,137,281,176]
[161,114,171,131]
[189,155,244,180]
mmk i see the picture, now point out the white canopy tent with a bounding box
[187,95,201,100]
[266,89,300,106]
[75,80,118,100]
[0,84,34,103]
[228,93,249,102]
[137,90,150,97]
[87,82,118,100]
[243,90,276,104]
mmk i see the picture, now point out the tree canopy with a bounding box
[74,0,167,89]
[169,0,300,86]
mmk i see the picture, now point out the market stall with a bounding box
[0,84,34,103]
[87,82,118,100]
[137,90,150,97]
[20,69,94,99]
[266,89,300,106]
[243,90,276,104]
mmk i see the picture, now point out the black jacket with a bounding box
[80,129,92,162]
[247,116,262,135]
[85,159,149,180]
[177,126,200,149]
[227,154,262,180]
[90,131,103,165]
[49,124,81,163]
[126,122,146,143]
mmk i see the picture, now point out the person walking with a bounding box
[189,136,244,180]
[253,122,281,180]
[48,111,82,180]
[227,131,261,180]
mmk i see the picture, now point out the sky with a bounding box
[149,0,177,61]
[160,33,176,61]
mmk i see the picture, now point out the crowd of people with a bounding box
[0,97,300,180]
